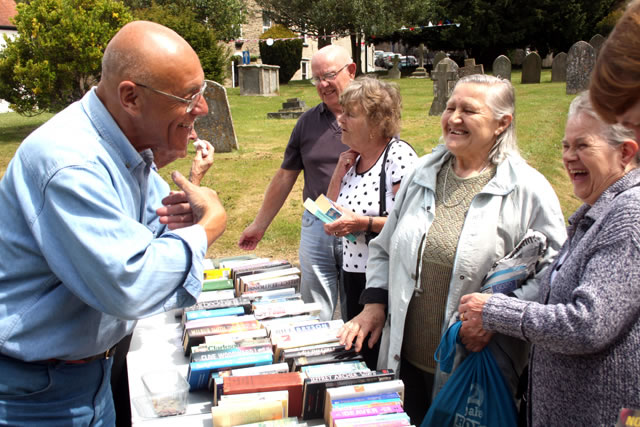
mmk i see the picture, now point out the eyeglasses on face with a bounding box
[134,81,207,113]
[311,63,350,86]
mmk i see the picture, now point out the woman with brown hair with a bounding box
[590,0,640,140]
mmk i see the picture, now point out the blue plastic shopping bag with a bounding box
[420,321,517,427]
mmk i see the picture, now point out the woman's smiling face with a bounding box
[562,112,626,205]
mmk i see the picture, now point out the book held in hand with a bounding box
[304,194,357,243]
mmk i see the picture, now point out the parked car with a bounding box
[398,55,418,68]
[382,52,400,69]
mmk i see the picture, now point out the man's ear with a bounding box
[118,81,142,117]
[620,139,639,168]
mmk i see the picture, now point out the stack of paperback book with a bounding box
[176,254,411,426]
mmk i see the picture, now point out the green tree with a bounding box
[123,0,246,40]
[407,0,616,66]
[133,3,230,83]
[255,0,409,74]
[259,25,303,84]
[0,0,132,115]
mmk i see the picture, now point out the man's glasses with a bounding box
[134,81,207,113]
[311,63,350,86]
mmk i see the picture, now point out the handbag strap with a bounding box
[378,138,416,217]
[434,321,462,374]
[378,141,393,217]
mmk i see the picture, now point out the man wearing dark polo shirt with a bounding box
[238,45,355,321]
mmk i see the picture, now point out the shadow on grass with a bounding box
[0,124,43,146]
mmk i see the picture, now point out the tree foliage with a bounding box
[259,25,303,84]
[255,0,410,74]
[133,3,230,83]
[0,0,132,115]
[123,0,246,40]
[419,0,615,64]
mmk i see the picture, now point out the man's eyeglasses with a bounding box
[311,63,350,86]
[134,81,207,113]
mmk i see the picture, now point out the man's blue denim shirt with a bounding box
[0,88,206,361]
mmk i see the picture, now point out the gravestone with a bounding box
[387,55,401,79]
[428,58,459,116]
[194,80,239,153]
[433,51,447,68]
[589,34,606,57]
[511,49,526,66]
[492,55,511,81]
[551,52,567,82]
[566,41,596,95]
[459,58,484,77]
[521,52,542,84]
[238,64,279,96]
[542,53,554,68]
[410,43,428,78]
[267,98,307,119]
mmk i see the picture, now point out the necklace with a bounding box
[440,158,489,208]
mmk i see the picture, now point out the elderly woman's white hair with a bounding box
[448,74,519,165]
[568,91,639,163]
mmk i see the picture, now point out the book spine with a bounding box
[302,372,395,420]
[281,343,347,362]
[331,403,404,420]
[183,297,251,313]
[191,344,273,363]
[202,278,234,291]
[185,306,245,321]
[182,321,262,355]
[188,352,273,390]
[244,276,300,293]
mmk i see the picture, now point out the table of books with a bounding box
[127,255,409,427]
[127,310,331,426]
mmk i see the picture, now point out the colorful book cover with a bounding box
[184,306,245,322]
[210,399,285,427]
[223,372,305,418]
[331,403,404,421]
[202,278,234,292]
[304,195,357,243]
[187,351,274,390]
[301,370,395,420]
[324,380,405,424]
[204,267,231,280]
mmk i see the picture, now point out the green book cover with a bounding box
[203,278,234,291]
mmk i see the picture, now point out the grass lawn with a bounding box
[0,70,582,264]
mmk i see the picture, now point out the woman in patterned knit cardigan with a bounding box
[460,92,640,426]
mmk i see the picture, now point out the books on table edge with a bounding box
[323,379,405,425]
[333,412,411,427]
[183,313,257,332]
[210,398,286,427]
[184,305,245,323]
[188,349,274,390]
[223,372,306,418]
[237,267,301,295]
[243,275,301,295]
[301,369,396,420]
[183,316,263,356]
[182,296,252,323]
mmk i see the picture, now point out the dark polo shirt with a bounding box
[281,102,349,201]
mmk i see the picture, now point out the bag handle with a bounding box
[434,321,462,374]
[378,138,416,217]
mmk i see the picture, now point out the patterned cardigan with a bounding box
[483,168,640,426]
